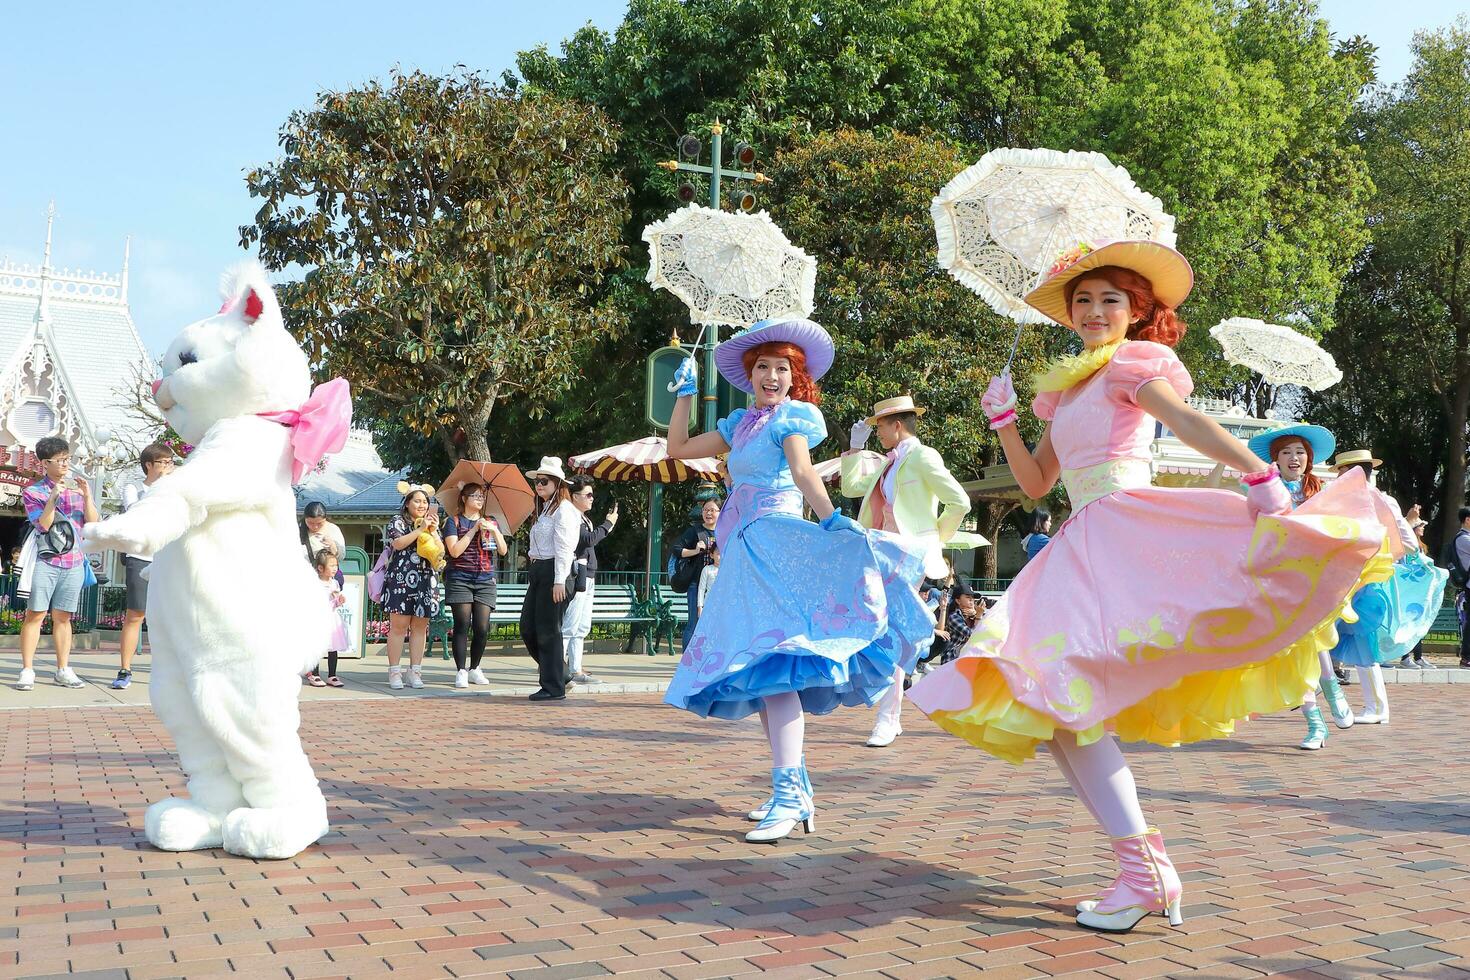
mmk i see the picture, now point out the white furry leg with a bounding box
[144,643,246,852]
[189,657,329,859]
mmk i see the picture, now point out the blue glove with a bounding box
[821,510,863,535]
[669,356,699,397]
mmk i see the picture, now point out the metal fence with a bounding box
[0,572,103,633]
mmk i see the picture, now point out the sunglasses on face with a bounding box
[535,478,554,487]
[465,491,486,499]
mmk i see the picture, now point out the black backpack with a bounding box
[1442,529,1470,590]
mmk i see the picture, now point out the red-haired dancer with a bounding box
[1243,424,1357,747]
[909,241,1395,932]
[663,319,934,844]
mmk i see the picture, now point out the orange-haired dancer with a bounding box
[1244,424,1356,747]
[909,241,1394,932]
[663,318,934,844]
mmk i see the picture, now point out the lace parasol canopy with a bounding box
[643,204,817,327]
[1209,317,1343,390]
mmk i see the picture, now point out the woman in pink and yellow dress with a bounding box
[908,240,1395,933]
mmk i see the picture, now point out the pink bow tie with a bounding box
[257,378,352,483]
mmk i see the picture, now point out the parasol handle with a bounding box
[1002,223,1067,380]
[666,323,710,393]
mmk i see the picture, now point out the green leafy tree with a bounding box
[1051,0,1376,399]
[1313,19,1470,547]
[240,70,631,463]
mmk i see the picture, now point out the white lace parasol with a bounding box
[932,148,1176,326]
[643,204,817,328]
[1209,317,1343,390]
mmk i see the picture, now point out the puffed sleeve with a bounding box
[715,408,747,444]
[1106,341,1193,408]
[768,400,827,450]
[1031,390,1063,421]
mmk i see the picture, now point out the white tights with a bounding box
[1048,731,1148,838]
[759,692,805,769]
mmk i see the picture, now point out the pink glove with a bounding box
[1243,466,1292,518]
[981,373,1019,430]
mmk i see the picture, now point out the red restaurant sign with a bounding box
[0,445,42,490]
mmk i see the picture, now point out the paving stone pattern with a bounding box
[3,689,1470,977]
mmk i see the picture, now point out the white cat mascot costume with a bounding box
[86,263,350,859]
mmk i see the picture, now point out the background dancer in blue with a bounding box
[662,318,933,844]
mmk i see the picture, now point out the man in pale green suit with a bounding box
[842,395,974,747]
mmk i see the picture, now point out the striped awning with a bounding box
[813,456,842,484]
[568,437,721,484]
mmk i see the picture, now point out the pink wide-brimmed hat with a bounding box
[1024,240,1194,327]
[713,317,835,393]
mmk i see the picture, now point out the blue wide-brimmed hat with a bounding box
[713,317,835,393]
[1247,423,1336,465]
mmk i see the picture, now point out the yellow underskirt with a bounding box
[927,537,1397,766]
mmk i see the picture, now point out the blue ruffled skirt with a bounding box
[1331,550,1449,666]
[664,486,933,720]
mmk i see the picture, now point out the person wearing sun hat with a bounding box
[907,238,1395,933]
[842,394,972,748]
[1323,449,1447,726]
[661,317,934,845]
[1246,422,1356,747]
[521,456,581,702]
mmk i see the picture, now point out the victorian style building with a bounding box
[0,207,151,558]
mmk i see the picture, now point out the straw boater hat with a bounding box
[1246,423,1336,467]
[1332,449,1383,469]
[1024,240,1195,327]
[865,395,926,426]
[524,456,568,483]
[714,317,835,393]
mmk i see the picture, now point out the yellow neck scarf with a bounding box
[1032,341,1124,394]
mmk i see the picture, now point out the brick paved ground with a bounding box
[3,687,1469,978]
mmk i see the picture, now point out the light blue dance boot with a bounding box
[745,766,815,844]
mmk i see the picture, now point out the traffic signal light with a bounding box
[734,141,756,167]
[736,191,757,212]
[678,134,702,160]
[677,182,697,203]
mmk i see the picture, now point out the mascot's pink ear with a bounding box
[242,289,265,324]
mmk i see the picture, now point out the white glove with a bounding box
[981,373,1019,430]
[849,419,872,450]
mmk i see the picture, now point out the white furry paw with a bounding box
[222,800,329,860]
[145,797,225,851]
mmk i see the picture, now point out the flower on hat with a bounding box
[1047,242,1097,278]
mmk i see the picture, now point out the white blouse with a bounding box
[528,499,581,582]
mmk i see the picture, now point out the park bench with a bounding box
[426,580,685,658]
[1429,594,1461,639]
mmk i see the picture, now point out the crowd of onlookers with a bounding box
[306,456,620,701]
[10,434,1470,693]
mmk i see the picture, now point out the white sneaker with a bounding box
[408,666,425,689]
[866,724,900,748]
[388,668,404,690]
[468,668,488,685]
[55,667,84,689]
[16,668,35,691]
[454,669,469,689]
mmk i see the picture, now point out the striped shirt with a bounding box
[22,478,86,569]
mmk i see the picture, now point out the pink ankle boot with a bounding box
[1075,827,1183,932]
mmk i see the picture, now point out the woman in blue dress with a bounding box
[1325,449,1448,726]
[664,317,934,843]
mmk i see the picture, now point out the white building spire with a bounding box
[121,235,131,304]
[36,201,56,328]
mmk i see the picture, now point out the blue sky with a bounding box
[0,0,1462,356]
